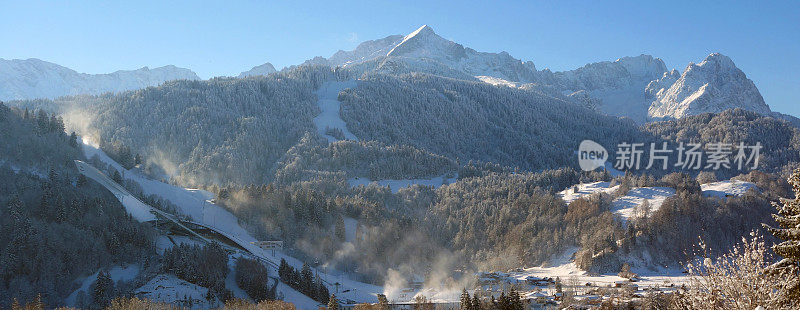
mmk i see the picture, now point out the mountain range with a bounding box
[245,25,777,122]
[0,25,787,122]
[0,58,199,101]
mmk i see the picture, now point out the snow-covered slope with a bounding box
[80,138,383,309]
[313,80,359,142]
[383,25,538,83]
[238,62,277,78]
[701,180,758,198]
[0,58,199,101]
[611,187,676,222]
[296,25,537,84]
[328,35,405,66]
[647,53,770,119]
[539,55,668,122]
[134,274,219,309]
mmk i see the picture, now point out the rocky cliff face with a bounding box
[647,53,770,119]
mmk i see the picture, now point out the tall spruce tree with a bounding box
[471,294,481,310]
[327,294,339,310]
[764,169,800,303]
[460,289,471,310]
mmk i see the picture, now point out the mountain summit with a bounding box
[647,53,770,119]
[386,25,467,60]
[238,62,278,78]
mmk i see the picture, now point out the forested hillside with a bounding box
[643,109,800,178]
[273,133,458,184]
[339,73,649,171]
[0,103,157,307]
[9,66,335,186]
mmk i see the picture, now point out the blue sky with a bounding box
[1,1,798,115]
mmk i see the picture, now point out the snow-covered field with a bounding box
[510,249,690,290]
[348,174,458,193]
[611,187,676,222]
[134,274,218,309]
[558,182,620,205]
[313,80,359,142]
[701,180,757,198]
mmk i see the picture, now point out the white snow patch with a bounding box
[476,76,519,88]
[558,182,620,205]
[510,248,690,290]
[313,80,359,142]
[701,180,757,198]
[611,187,676,221]
[134,274,217,309]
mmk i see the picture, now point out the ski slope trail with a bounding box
[80,139,382,308]
[313,80,359,142]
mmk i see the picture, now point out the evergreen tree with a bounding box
[93,270,114,306]
[112,170,123,184]
[77,174,88,187]
[508,289,523,310]
[301,263,313,295]
[327,294,339,310]
[471,294,482,310]
[764,169,800,303]
[460,289,471,310]
[69,132,79,148]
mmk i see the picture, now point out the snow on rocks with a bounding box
[611,187,676,222]
[701,180,758,198]
[314,80,359,143]
[647,53,770,119]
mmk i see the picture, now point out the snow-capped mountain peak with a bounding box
[386,25,467,60]
[615,54,668,80]
[648,53,770,119]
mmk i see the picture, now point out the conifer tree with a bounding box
[327,294,339,310]
[764,169,800,303]
[460,289,471,310]
[93,270,114,306]
[471,294,481,310]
